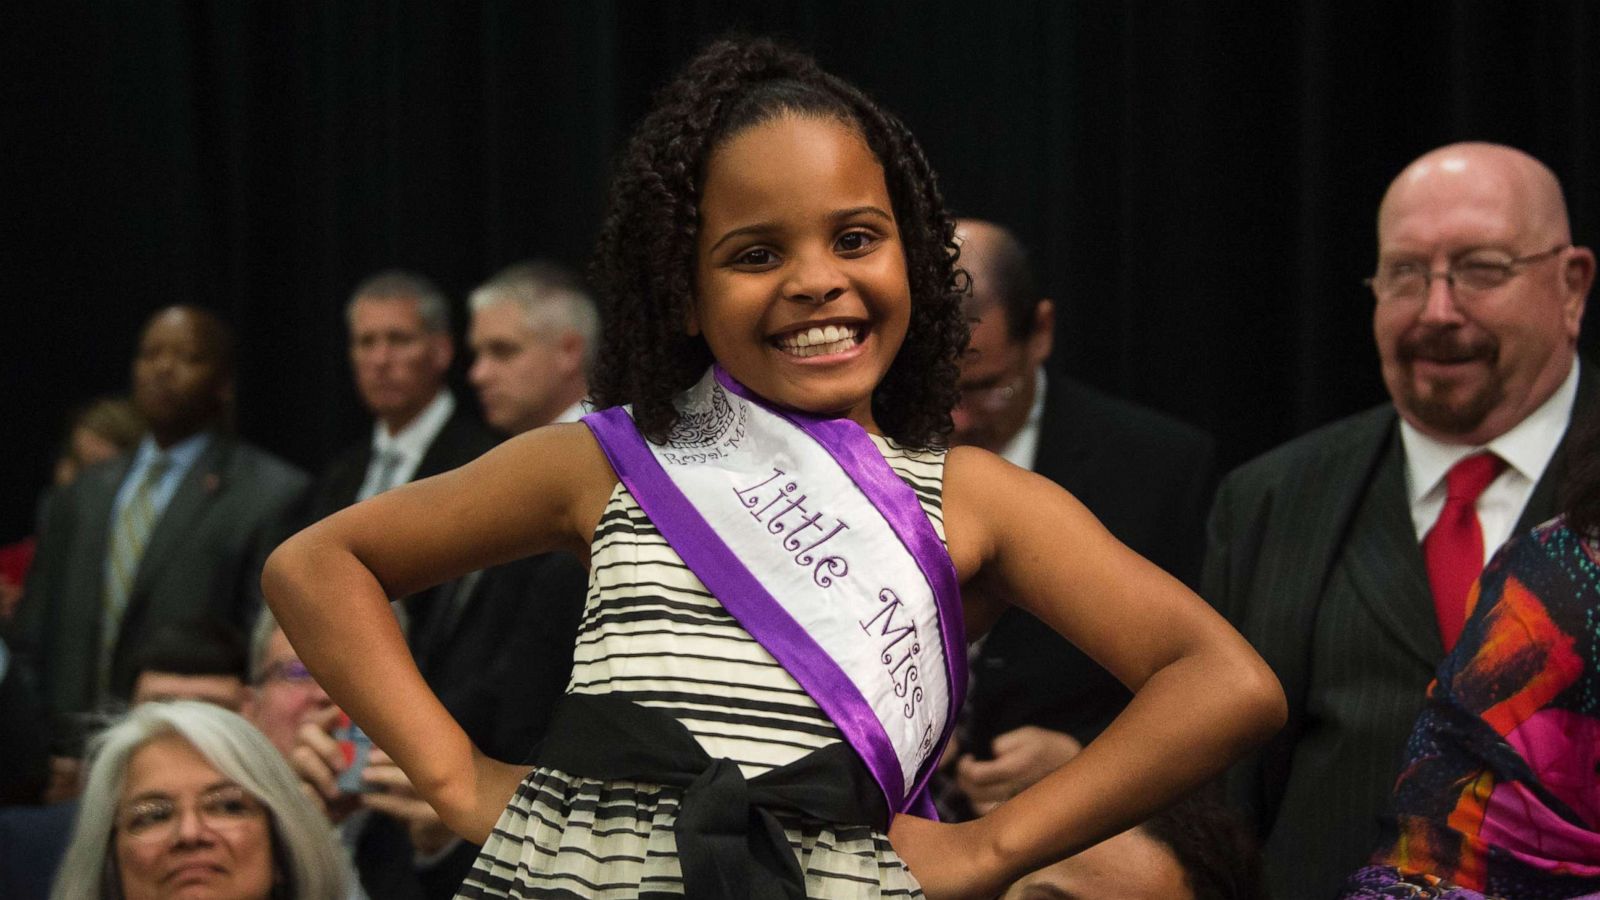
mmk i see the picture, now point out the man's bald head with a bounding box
[1379,142,1573,250]
[957,219,1042,342]
[950,219,1055,451]
[1370,142,1593,445]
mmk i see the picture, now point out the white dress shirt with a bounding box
[1401,361,1580,568]
[356,390,456,501]
[553,399,588,425]
[996,368,1048,472]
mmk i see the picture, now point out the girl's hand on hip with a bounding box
[888,814,1008,899]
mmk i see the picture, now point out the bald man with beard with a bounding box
[1205,143,1596,897]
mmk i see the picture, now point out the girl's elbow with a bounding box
[260,531,315,609]
[1235,658,1288,744]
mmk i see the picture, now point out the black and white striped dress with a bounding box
[457,435,946,899]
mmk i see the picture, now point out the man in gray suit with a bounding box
[1206,143,1595,897]
[19,307,307,734]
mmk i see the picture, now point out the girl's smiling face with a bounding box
[692,114,911,430]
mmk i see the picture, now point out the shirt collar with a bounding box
[996,367,1048,471]
[133,430,212,473]
[1401,359,1580,503]
[553,399,589,425]
[372,390,455,459]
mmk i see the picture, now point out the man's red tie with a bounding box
[1422,452,1506,653]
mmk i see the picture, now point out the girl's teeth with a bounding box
[776,325,861,357]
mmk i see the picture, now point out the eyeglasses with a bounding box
[1363,244,1568,302]
[117,785,267,843]
[254,659,314,686]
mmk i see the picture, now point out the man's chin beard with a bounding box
[1401,379,1503,437]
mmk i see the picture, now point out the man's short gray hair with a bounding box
[52,701,353,899]
[469,260,599,369]
[347,269,451,333]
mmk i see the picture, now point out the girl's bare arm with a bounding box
[892,447,1284,896]
[261,423,615,841]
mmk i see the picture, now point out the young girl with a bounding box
[264,39,1284,899]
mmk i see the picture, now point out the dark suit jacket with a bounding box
[301,403,498,524]
[1203,364,1597,899]
[411,551,588,764]
[308,405,586,899]
[966,373,1218,753]
[18,434,307,720]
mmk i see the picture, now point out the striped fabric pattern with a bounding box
[458,435,945,899]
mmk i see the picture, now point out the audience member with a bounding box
[1342,419,1600,899]
[51,700,353,900]
[17,306,308,755]
[127,619,250,712]
[435,261,596,760]
[301,271,495,522]
[249,604,462,899]
[51,397,147,490]
[1003,790,1264,900]
[1206,142,1596,896]
[294,270,579,897]
[2,398,143,623]
[467,259,597,435]
[245,607,334,757]
[2,618,260,899]
[945,219,1218,813]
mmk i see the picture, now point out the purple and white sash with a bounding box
[582,366,966,816]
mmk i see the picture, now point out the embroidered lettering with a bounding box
[733,468,787,507]
[814,556,848,588]
[861,589,925,714]
[794,521,848,564]
[779,512,826,546]
[766,495,810,533]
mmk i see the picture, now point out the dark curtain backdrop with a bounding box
[5,1,1598,543]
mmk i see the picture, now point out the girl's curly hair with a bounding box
[588,37,968,449]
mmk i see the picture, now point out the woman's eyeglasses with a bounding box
[117,784,267,843]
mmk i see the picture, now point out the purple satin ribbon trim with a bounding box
[581,405,908,814]
[713,366,968,816]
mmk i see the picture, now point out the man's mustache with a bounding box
[1399,328,1497,365]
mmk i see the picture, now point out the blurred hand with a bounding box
[288,706,359,822]
[956,726,1082,816]
[43,755,83,805]
[0,575,22,621]
[361,748,456,855]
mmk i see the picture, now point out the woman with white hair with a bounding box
[52,700,354,899]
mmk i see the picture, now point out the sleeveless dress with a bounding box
[456,434,946,899]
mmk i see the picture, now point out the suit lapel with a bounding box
[80,457,131,599]
[1515,362,1598,535]
[415,570,484,668]
[131,437,228,600]
[414,407,488,482]
[1333,363,1596,669]
[328,445,371,513]
[1339,434,1441,668]
[1246,409,1397,710]
[1030,378,1091,486]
